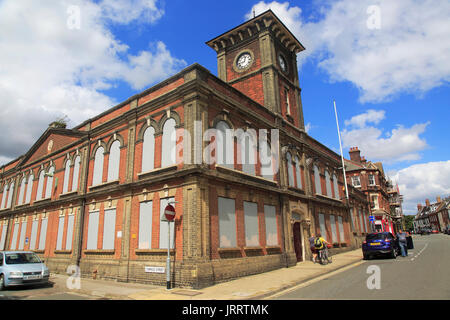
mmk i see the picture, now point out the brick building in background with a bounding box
[344,147,397,234]
[0,10,370,288]
[414,196,450,232]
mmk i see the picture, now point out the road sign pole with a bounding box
[166,220,171,290]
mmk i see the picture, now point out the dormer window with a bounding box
[352,175,361,187]
[368,174,376,186]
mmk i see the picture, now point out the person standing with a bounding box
[309,233,318,263]
[396,229,408,257]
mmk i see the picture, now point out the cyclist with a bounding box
[314,233,330,264]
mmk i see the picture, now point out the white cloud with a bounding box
[0,0,186,165]
[390,161,450,215]
[341,110,430,162]
[344,109,385,128]
[246,0,450,102]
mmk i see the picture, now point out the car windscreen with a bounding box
[5,253,41,265]
[366,233,387,240]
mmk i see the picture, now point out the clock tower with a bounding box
[206,10,306,129]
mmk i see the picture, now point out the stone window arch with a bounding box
[294,155,302,189]
[141,124,156,173]
[325,169,332,197]
[62,157,72,194]
[333,173,339,199]
[260,138,274,180]
[72,155,81,192]
[1,182,9,209]
[107,139,121,182]
[161,118,177,168]
[92,145,105,186]
[25,173,34,204]
[215,120,234,169]
[6,181,15,208]
[44,165,55,199]
[17,174,27,206]
[236,127,257,175]
[36,169,46,201]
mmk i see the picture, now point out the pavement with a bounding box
[49,248,364,300]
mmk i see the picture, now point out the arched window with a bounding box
[6,182,14,208]
[240,130,256,175]
[1,183,9,209]
[325,170,332,197]
[62,159,71,194]
[333,174,339,199]
[260,140,274,180]
[108,140,120,182]
[92,147,104,186]
[17,177,26,206]
[25,174,33,204]
[161,118,176,168]
[142,126,155,173]
[314,165,322,195]
[36,171,45,201]
[286,152,295,187]
[72,155,81,192]
[294,156,302,189]
[44,166,54,199]
[216,121,234,169]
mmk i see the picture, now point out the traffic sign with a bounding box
[164,204,176,221]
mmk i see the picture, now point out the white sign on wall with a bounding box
[145,266,165,274]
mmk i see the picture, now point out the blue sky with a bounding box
[0,0,449,214]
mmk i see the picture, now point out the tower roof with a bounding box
[206,9,305,54]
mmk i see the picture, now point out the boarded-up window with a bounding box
[92,147,104,186]
[10,223,19,250]
[0,184,8,209]
[260,140,274,180]
[139,201,153,249]
[25,175,33,204]
[44,167,54,199]
[142,127,155,173]
[38,218,48,250]
[244,201,259,246]
[56,216,65,250]
[62,160,71,194]
[161,119,176,168]
[159,197,175,249]
[216,121,234,169]
[0,223,7,250]
[338,216,345,243]
[314,165,322,195]
[17,177,26,206]
[325,171,332,198]
[264,205,278,246]
[319,213,326,241]
[72,156,81,192]
[36,171,45,201]
[330,215,337,243]
[6,182,14,208]
[286,152,294,187]
[333,174,339,199]
[66,214,75,250]
[240,131,256,175]
[30,220,38,250]
[102,209,116,250]
[294,156,302,189]
[218,197,236,248]
[86,211,99,250]
[108,141,120,182]
[18,221,27,250]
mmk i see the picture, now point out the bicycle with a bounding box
[318,245,333,265]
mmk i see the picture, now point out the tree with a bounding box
[404,215,415,231]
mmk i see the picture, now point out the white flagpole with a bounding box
[333,100,349,201]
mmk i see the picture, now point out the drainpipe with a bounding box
[76,130,91,267]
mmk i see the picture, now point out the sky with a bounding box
[0,0,449,215]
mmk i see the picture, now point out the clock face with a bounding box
[279,55,287,72]
[236,53,252,69]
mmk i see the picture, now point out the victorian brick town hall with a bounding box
[0,11,398,288]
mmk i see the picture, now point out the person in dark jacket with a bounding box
[396,229,408,257]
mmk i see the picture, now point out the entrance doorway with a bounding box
[293,222,303,262]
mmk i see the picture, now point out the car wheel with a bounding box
[391,248,397,259]
[0,274,5,291]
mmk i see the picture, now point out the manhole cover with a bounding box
[171,290,202,296]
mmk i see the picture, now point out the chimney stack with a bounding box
[425,199,430,206]
[349,147,362,163]
[437,196,441,203]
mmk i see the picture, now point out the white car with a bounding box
[0,251,50,289]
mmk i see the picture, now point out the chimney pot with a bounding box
[437,196,441,203]
[349,146,362,163]
[425,199,430,206]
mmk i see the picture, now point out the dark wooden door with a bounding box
[293,222,302,262]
